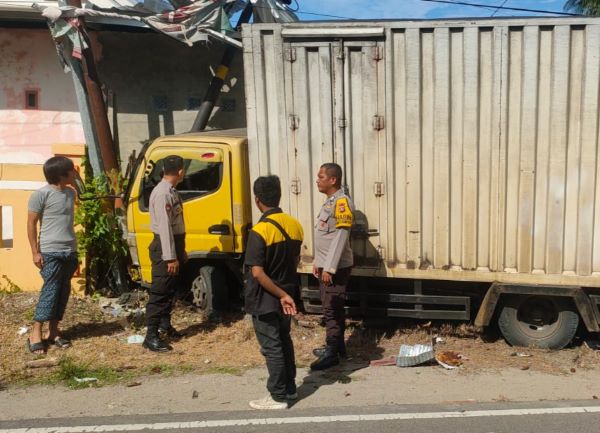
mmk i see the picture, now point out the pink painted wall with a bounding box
[0,28,84,163]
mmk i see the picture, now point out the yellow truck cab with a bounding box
[123,129,252,312]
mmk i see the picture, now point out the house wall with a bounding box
[0,163,46,292]
[0,28,85,164]
[0,26,246,169]
[0,144,85,293]
[0,25,245,292]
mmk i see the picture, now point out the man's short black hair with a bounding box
[320,162,343,187]
[163,155,184,176]
[253,175,281,208]
[43,156,75,185]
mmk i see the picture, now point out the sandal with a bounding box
[51,336,72,349]
[26,339,46,354]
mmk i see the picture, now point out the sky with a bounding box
[288,0,574,21]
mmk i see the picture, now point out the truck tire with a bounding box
[497,295,579,349]
[190,265,227,316]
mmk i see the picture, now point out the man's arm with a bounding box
[153,193,178,274]
[322,197,353,284]
[251,266,297,315]
[27,211,43,269]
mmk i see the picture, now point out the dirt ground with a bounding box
[2,291,600,389]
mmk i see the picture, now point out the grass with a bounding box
[5,292,600,390]
[14,362,247,389]
[206,366,242,376]
[54,357,135,389]
[144,363,176,376]
[23,307,34,322]
[13,360,198,389]
[179,364,196,374]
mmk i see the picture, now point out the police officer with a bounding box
[311,162,354,370]
[143,155,187,353]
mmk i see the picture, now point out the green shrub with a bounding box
[0,275,21,297]
[74,157,128,295]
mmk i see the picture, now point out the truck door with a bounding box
[130,144,234,283]
[284,37,387,270]
[340,40,387,269]
[283,40,336,266]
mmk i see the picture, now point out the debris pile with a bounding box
[386,337,468,370]
[99,291,147,329]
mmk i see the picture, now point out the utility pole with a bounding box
[65,0,119,174]
[191,2,253,131]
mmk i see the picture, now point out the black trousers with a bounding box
[318,266,351,348]
[146,234,185,330]
[252,312,296,401]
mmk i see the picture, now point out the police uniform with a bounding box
[146,178,186,334]
[313,188,354,360]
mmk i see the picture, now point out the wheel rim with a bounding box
[190,274,208,310]
[515,297,562,340]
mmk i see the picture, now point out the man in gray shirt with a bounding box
[143,155,187,352]
[27,156,79,354]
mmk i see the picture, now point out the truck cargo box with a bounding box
[243,17,600,288]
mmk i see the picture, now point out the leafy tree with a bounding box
[565,0,600,15]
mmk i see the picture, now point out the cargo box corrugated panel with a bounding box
[243,18,600,287]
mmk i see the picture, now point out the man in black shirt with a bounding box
[244,175,304,410]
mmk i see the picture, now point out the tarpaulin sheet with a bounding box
[38,0,297,47]
[144,1,235,45]
[251,0,298,23]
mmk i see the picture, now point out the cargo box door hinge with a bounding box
[336,118,347,128]
[374,181,385,197]
[291,178,301,195]
[372,46,383,61]
[372,115,385,131]
[289,114,300,130]
[285,47,297,62]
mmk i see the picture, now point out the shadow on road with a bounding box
[291,325,386,407]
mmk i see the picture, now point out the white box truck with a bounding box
[124,17,600,349]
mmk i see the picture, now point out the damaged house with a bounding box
[0,0,296,291]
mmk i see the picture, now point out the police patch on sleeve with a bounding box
[334,197,353,228]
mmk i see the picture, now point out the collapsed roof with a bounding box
[15,0,298,46]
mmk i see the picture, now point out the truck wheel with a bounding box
[190,266,227,316]
[497,295,579,349]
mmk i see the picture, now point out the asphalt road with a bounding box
[2,401,600,433]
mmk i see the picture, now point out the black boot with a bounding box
[310,345,340,371]
[143,327,172,352]
[312,341,347,358]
